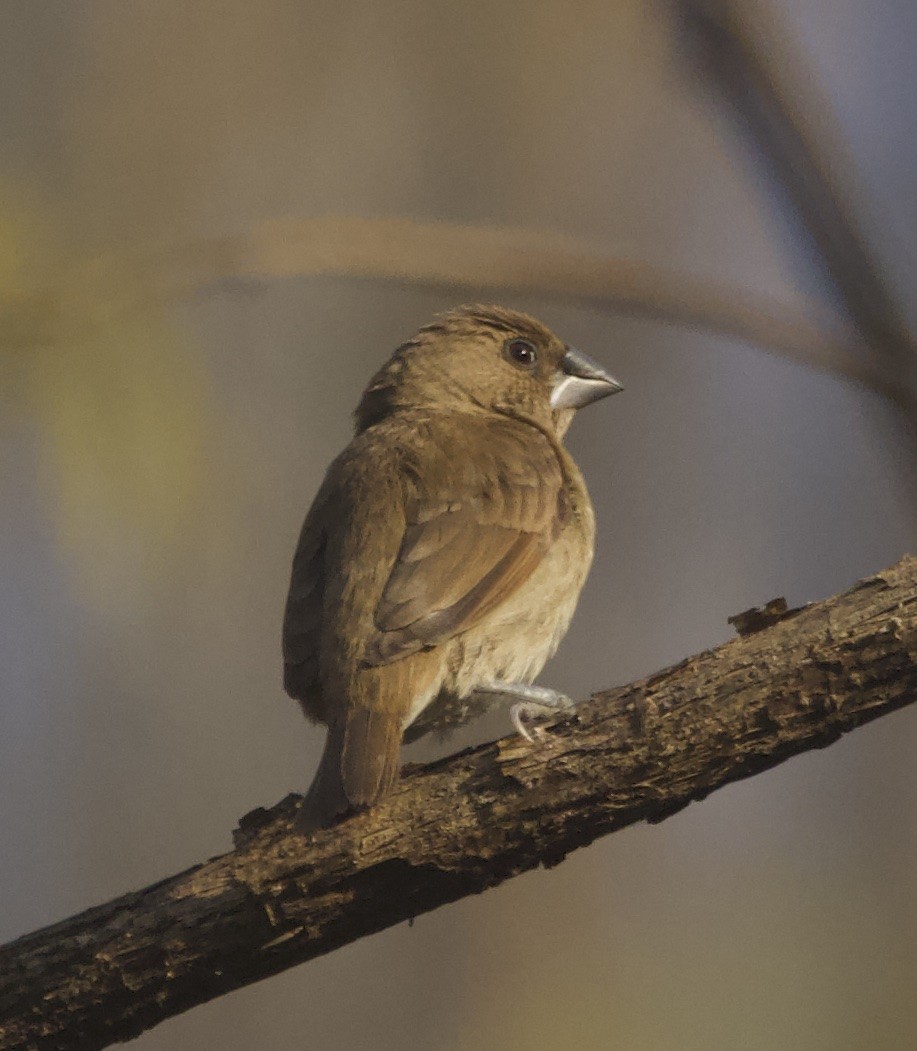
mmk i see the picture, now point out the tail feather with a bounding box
[341,706,402,807]
[296,719,350,833]
[296,707,402,833]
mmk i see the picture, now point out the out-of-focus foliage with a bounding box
[1,186,216,610]
[27,312,214,607]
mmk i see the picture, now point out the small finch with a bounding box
[282,305,622,831]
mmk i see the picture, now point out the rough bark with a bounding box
[2,557,916,1050]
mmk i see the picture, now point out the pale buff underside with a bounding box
[401,473,594,739]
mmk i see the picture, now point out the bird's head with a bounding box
[355,305,622,437]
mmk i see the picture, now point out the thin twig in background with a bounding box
[3,216,904,404]
[678,0,917,432]
[1,556,915,1050]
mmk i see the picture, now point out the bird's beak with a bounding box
[550,347,623,410]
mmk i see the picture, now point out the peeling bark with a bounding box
[1,557,916,1050]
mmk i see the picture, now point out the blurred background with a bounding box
[1,0,915,1048]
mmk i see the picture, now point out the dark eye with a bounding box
[504,338,538,368]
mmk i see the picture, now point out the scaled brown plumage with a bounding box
[282,305,621,831]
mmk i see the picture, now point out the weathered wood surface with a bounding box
[1,557,915,1050]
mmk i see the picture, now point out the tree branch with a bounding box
[2,557,916,1050]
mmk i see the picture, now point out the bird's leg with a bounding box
[474,681,575,743]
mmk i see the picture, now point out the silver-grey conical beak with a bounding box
[550,347,623,410]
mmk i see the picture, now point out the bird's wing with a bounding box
[364,419,565,666]
[282,487,328,718]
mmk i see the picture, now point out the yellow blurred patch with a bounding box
[0,188,219,604]
[27,305,214,604]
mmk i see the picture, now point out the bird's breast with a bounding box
[404,437,596,742]
[453,512,593,689]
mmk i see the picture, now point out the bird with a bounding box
[282,305,622,832]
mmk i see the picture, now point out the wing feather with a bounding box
[363,419,563,666]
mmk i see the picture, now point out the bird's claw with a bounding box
[510,695,575,742]
[476,681,575,743]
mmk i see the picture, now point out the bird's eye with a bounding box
[504,339,538,368]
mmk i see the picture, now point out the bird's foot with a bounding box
[476,681,575,743]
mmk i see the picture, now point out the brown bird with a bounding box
[282,305,622,831]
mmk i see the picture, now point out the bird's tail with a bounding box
[296,706,402,833]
